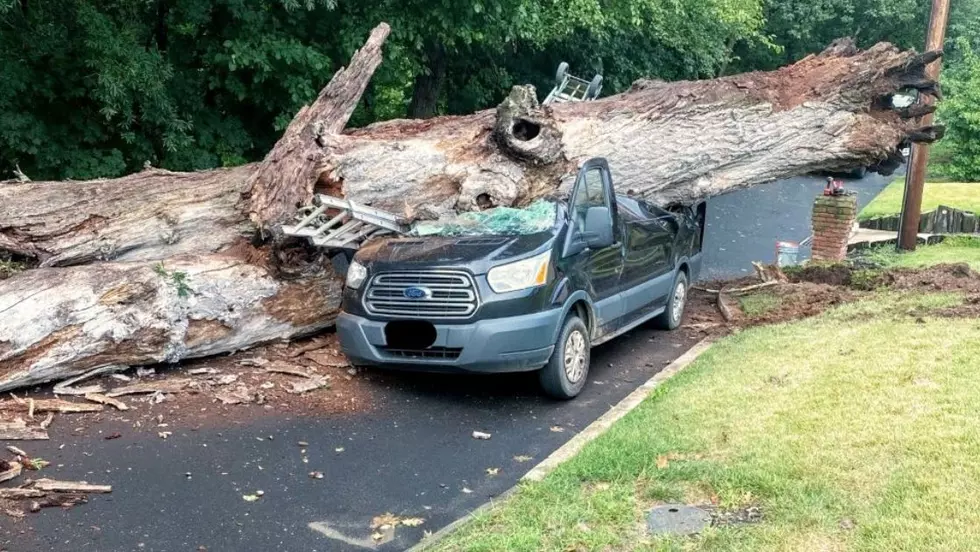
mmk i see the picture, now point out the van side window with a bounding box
[573,168,607,225]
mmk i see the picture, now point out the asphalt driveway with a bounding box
[1,171,895,551]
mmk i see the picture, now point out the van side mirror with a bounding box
[582,206,614,249]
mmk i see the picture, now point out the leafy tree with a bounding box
[934,39,980,181]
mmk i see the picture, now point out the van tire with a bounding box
[654,271,688,330]
[539,315,591,400]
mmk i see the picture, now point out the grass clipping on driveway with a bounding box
[428,292,980,551]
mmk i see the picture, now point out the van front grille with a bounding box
[364,271,479,319]
[380,347,463,360]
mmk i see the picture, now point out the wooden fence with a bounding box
[859,205,979,234]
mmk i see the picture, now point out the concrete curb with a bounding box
[408,337,714,551]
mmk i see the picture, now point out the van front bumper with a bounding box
[337,309,562,373]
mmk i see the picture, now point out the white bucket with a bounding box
[776,241,800,267]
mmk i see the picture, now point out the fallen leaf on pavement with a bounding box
[401,517,425,527]
[485,468,499,476]
[513,455,533,463]
[309,471,324,479]
[242,494,259,502]
[549,426,564,433]
[472,431,492,440]
[461,487,473,494]
[370,513,401,529]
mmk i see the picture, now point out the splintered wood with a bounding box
[0,419,49,441]
[0,397,103,414]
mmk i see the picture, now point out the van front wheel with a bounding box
[539,315,591,400]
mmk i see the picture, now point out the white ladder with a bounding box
[281,195,410,250]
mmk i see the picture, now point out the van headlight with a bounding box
[487,251,551,293]
[346,260,368,290]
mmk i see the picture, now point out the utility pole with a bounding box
[898,0,951,250]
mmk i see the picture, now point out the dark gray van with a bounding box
[337,158,705,399]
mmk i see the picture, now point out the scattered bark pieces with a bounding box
[237,358,269,367]
[0,461,22,483]
[215,384,254,405]
[209,374,239,386]
[136,367,155,378]
[1,397,103,414]
[106,378,192,397]
[0,488,45,500]
[0,418,49,440]
[2,507,25,519]
[717,287,735,323]
[286,376,330,394]
[104,432,122,440]
[30,493,88,510]
[30,479,112,494]
[187,368,219,376]
[286,337,333,358]
[84,393,129,411]
[38,412,53,429]
[5,446,26,457]
[263,364,314,378]
[472,431,492,440]
[52,365,126,396]
[303,350,349,368]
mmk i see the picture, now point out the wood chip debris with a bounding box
[105,378,191,397]
[0,418,49,441]
[84,393,129,411]
[1,397,103,414]
[303,349,349,368]
[237,357,269,367]
[263,364,315,378]
[286,376,329,394]
[30,479,112,494]
[215,384,254,405]
[0,462,22,483]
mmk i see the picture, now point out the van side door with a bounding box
[559,159,625,337]
[616,196,675,321]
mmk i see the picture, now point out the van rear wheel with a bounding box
[654,272,688,330]
[539,315,590,400]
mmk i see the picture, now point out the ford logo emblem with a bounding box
[403,286,431,299]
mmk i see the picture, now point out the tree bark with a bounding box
[0,30,945,392]
[0,250,342,392]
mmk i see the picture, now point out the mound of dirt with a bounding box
[877,263,980,294]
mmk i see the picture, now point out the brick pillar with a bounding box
[811,194,857,262]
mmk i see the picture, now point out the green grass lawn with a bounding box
[859,180,980,221]
[858,235,980,271]
[427,292,980,552]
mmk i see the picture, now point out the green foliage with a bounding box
[730,0,929,73]
[154,262,192,298]
[935,39,980,181]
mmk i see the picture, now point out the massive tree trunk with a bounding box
[0,26,943,391]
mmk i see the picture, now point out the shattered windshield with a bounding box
[411,200,557,237]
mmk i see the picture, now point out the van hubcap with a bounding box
[671,281,686,323]
[564,330,587,383]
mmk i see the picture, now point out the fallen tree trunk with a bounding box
[0,252,342,391]
[1,37,942,265]
[0,24,944,392]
